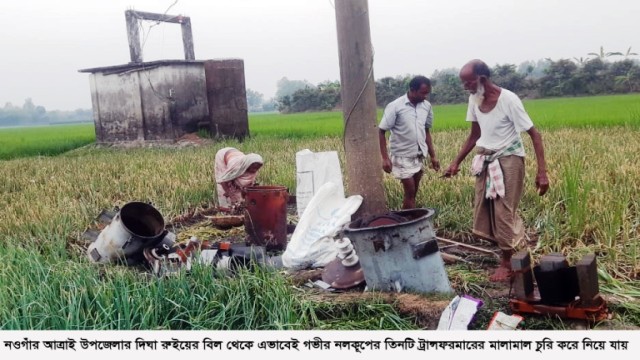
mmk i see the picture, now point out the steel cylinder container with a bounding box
[88,202,167,263]
[344,208,452,294]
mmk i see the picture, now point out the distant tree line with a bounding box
[246,89,277,113]
[248,51,639,113]
[276,80,341,113]
[0,99,93,127]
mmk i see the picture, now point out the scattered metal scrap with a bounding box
[143,236,275,277]
[84,202,276,277]
[435,236,500,257]
[509,251,608,322]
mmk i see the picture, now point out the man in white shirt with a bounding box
[378,76,440,209]
[443,59,549,282]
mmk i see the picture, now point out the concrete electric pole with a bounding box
[335,0,388,218]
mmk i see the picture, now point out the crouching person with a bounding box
[214,147,263,211]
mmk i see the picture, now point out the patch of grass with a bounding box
[196,128,212,139]
[447,264,487,296]
[307,301,416,330]
[0,246,412,330]
[3,94,639,159]
[0,124,95,160]
[247,94,640,138]
[603,302,640,328]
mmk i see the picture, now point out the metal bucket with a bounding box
[344,208,452,294]
[244,185,288,251]
[88,202,167,263]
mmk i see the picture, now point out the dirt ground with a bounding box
[95,132,214,149]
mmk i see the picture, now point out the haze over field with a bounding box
[1,0,638,111]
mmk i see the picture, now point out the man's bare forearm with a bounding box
[425,130,436,159]
[379,129,389,160]
[527,127,547,173]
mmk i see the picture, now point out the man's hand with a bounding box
[382,158,392,173]
[535,171,550,196]
[442,163,460,178]
[430,157,441,171]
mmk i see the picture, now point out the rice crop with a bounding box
[249,93,640,138]
[1,94,639,329]
[0,123,95,160]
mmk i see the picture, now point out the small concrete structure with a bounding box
[78,10,249,143]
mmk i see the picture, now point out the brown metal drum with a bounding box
[244,186,288,250]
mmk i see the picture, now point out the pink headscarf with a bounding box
[214,147,263,207]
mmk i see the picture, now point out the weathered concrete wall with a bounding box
[138,64,209,140]
[204,59,249,139]
[89,71,145,142]
[86,61,209,143]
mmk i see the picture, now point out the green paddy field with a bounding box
[1,94,638,330]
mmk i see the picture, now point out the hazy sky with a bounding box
[1,0,638,111]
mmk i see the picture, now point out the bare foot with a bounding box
[489,266,513,282]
